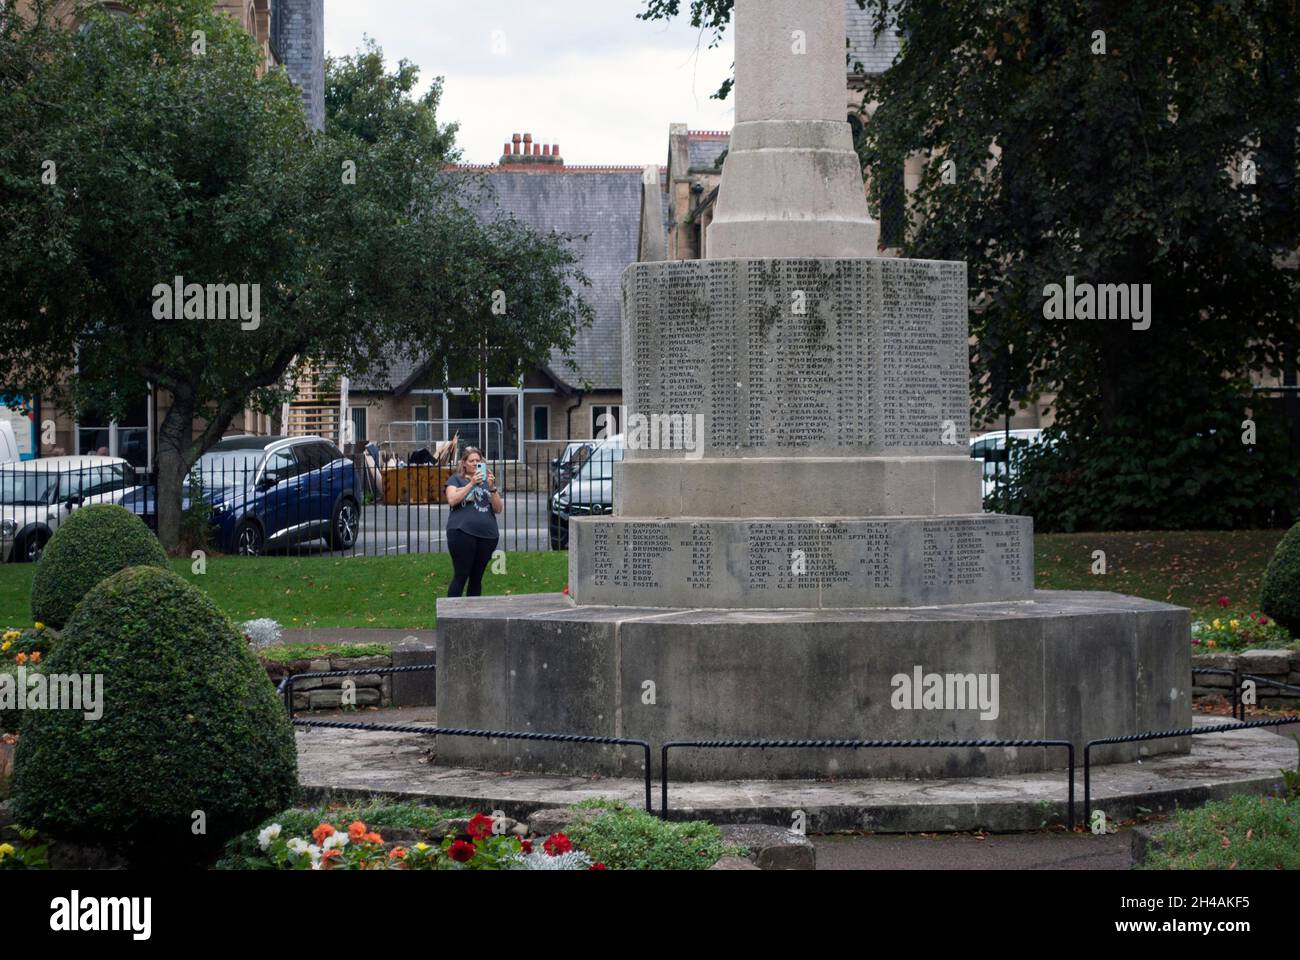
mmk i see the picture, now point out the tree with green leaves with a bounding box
[0,0,590,550]
[640,0,1300,529]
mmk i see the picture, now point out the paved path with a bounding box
[813,830,1134,870]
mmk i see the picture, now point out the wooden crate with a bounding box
[381,465,452,504]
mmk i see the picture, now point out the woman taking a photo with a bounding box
[445,447,503,597]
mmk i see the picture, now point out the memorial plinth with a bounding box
[436,0,1192,783]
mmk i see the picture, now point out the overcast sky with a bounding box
[324,0,736,167]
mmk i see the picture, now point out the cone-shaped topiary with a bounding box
[30,503,169,630]
[12,565,298,865]
[1260,522,1300,637]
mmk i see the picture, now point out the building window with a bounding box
[532,405,550,441]
[592,405,622,440]
[412,405,430,443]
[349,406,368,447]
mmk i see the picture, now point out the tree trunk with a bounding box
[154,393,198,554]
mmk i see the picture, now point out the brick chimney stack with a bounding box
[499,131,564,167]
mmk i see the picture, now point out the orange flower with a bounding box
[312,823,336,845]
[363,832,383,845]
[29,651,40,664]
[388,847,408,860]
[13,653,26,665]
[347,820,367,841]
[320,849,343,868]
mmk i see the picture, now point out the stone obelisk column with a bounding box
[707,0,879,259]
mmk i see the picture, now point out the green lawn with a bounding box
[1034,529,1285,614]
[0,551,569,630]
[0,530,1287,630]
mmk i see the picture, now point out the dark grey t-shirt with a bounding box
[446,474,499,539]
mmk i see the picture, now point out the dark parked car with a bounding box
[549,435,623,550]
[122,435,360,556]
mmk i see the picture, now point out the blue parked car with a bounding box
[122,435,361,556]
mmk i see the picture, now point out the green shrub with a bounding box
[1260,523,1300,637]
[567,798,737,870]
[30,503,168,629]
[1138,793,1300,870]
[11,566,298,866]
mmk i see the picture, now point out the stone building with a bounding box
[343,134,663,462]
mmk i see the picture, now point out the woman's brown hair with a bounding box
[457,447,485,480]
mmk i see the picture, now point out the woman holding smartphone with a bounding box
[445,447,503,597]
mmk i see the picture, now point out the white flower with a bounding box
[322,832,349,851]
[286,838,309,855]
[306,844,322,868]
[257,824,283,851]
[508,850,594,871]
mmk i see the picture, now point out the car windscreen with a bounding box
[0,471,58,505]
[574,444,624,481]
[190,452,261,490]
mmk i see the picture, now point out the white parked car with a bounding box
[0,456,142,563]
[969,429,1047,500]
[0,422,19,464]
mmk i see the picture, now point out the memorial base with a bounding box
[435,591,1192,781]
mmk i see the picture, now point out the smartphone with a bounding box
[476,463,487,482]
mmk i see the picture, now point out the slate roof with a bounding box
[845,0,901,75]
[688,134,729,172]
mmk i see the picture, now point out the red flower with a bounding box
[1218,596,1230,607]
[467,813,495,840]
[543,833,573,856]
[448,840,476,863]
[363,832,384,845]
[320,849,343,868]
[590,862,607,871]
[1259,616,1270,626]
[562,584,570,596]
[348,820,368,841]
[520,839,533,855]
[312,823,336,845]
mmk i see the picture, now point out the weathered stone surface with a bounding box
[436,590,1192,780]
[308,688,381,709]
[615,457,983,519]
[570,514,1033,608]
[621,258,970,461]
[334,655,392,672]
[708,0,877,257]
[719,824,816,870]
[1239,649,1292,674]
[709,855,761,870]
[527,807,604,837]
[1130,823,1177,867]
[392,638,437,707]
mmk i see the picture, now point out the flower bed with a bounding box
[234,811,605,871]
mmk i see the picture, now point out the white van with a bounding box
[0,422,19,464]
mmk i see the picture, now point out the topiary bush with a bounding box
[11,565,298,866]
[1260,522,1300,637]
[30,503,168,630]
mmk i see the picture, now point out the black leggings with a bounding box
[447,529,499,597]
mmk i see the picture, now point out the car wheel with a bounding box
[329,497,359,550]
[17,530,48,563]
[234,520,264,557]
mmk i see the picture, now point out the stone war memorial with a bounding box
[436,0,1191,781]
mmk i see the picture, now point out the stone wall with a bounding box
[1192,650,1300,708]
[264,654,393,712]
